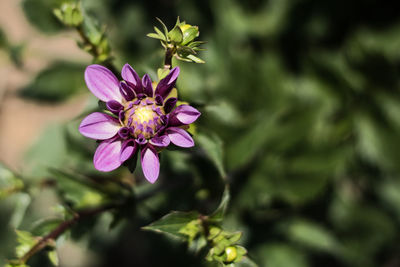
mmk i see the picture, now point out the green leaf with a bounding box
[156,17,169,39]
[142,211,200,240]
[234,256,259,267]
[168,26,183,44]
[15,230,37,258]
[0,27,8,48]
[157,68,170,80]
[9,193,31,228]
[146,33,165,41]
[48,250,59,266]
[0,163,24,200]
[31,218,64,236]
[186,54,205,63]
[209,186,230,222]
[285,219,340,253]
[196,132,226,178]
[255,243,308,267]
[153,26,166,41]
[22,0,63,33]
[19,62,85,103]
[181,26,199,45]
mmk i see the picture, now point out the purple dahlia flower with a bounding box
[79,64,201,183]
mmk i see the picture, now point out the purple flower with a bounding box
[79,64,201,183]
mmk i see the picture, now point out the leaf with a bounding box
[22,0,63,33]
[9,193,31,228]
[255,243,308,267]
[48,250,59,266]
[19,62,85,103]
[234,256,259,267]
[147,33,165,41]
[209,186,230,223]
[186,54,205,63]
[0,163,24,200]
[196,132,226,178]
[205,101,243,126]
[15,230,37,258]
[168,26,183,44]
[156,17,169,39]
[285,219,340,253]
[142,211,200,240]
[31,218,64,236]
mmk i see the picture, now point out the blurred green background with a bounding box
[1,0,400,266]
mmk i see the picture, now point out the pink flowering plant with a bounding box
[2,5,251,267]
[79,64,200,183]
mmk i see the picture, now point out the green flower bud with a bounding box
[180,24,199,45]
[224,246,237,263]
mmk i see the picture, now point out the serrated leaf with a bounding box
[143,211,200,240]
[15,230,37,258]
[196,132,226,178]
[209,186,230,222]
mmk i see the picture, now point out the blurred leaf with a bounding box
[31,218,64,236]
[205,101,243,126]
[209,186,230,223]
[15,230,37,258]
[20,62,85,103]
[22,0,64,33]
[48,250,59,266]
[196,132,226,178]
[234,256,259,267]
[285,219,340,253]
[0,27,8,48]
[9,193,31,228]
[254,243,308,267]
[143,211,200,240]
[0,164,24,200]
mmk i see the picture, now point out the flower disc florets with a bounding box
[79,63,201,184]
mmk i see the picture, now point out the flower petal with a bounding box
[94,139,122,172]
[169,105,201,126]
[166,127,194,148]
[155,67,180,98]
[121,63,143,94]
[79,112,121,140]
[141,146,160,183]
[120,139,138,162]
[164,97,177,114]
[150,135,170,147]
[142,74,154,97]
[85,64,122,102]
[106,100,124,114]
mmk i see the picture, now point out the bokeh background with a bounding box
[1,0,400,266]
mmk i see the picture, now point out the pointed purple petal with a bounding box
[79,112,121,140]
[120,139,138,162]
[142,74,154,97]
[121,63,143,94]
[168,105,201,126]
[119,81,135,101]
[155,67,180,98]
[150,135,170,147]
[94,139,122,171]
[106,100,124,114]
[84,64,122,102]
[166,127,194,148]
[164,97,177,114]
[141,146,160,183]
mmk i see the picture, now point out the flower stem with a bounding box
[164,46,175,70]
